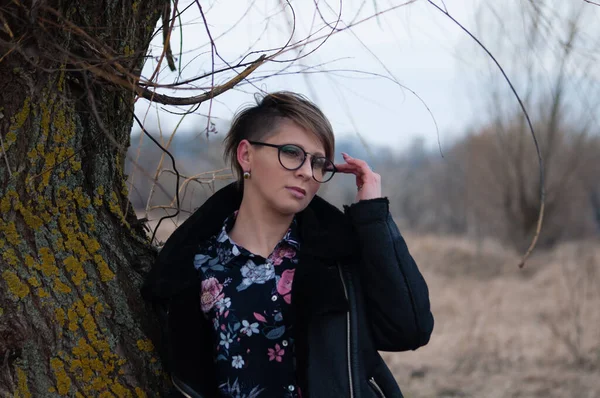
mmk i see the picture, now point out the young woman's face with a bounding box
[240,120,328,215]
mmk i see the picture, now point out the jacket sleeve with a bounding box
[344,197,434,351]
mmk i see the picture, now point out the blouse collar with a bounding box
[215,210,301,265]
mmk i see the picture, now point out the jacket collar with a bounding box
[143,182,357,300]
[193,182,355,258]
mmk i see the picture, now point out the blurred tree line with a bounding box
[127,115,600,251]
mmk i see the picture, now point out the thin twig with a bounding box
[143,105,192,219]
[148,205,193,215]
[130,111,182,245]
[196,1,216,137]
[162,1,177,71]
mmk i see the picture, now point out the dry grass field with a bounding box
[148,216,600,397]
[384,234,600,398]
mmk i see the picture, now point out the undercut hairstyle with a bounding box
[223,91,335,184]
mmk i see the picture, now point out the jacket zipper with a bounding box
[172,375,193,398]
[337,263,355,398]
[368,377,386,398]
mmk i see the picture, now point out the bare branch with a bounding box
[162,1,177,71]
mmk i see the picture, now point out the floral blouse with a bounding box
[193,211,301,398]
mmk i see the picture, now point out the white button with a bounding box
[288,385,295,392]
[282,340,288,347]
[271,295,278,302]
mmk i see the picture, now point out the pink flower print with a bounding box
[267,344,285,362]
[277,269,295,304]
[200,277,224,313]
[271,246,296,266]
[253,312,267,323]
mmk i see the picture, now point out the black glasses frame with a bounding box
[248,140,337,183]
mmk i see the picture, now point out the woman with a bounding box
[142,92,434,398]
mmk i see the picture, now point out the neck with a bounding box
[228,189,294,258]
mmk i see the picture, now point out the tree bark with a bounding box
[0,0,169,396]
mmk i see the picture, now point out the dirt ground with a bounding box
[382,234,600,398]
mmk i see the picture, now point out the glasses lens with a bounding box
[279,145,305,170]
[312,157,335,182]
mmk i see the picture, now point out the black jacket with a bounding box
[141,183,434,398]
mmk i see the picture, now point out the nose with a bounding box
[294,155,313,180]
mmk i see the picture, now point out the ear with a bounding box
[236,139,252,172]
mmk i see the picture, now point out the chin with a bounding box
[271,195,310,216]
[278,202,307,216]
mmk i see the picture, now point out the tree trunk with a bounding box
[0,1,169,396]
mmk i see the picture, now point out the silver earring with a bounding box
[243,171,251,179]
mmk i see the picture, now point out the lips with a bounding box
[286,186,306,196]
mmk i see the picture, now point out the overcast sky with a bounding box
[132,0,508,153]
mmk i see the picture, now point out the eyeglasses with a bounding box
[248,141,337,183]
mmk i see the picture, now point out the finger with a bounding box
[333,163,361,174]
[342,153,371,172]
[335,165,366,181]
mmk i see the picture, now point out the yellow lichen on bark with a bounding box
[2,270,30,299]
[2,248,19,266]
[39,247,59,277]
[50,358,72,395]
[0,189,18,214]
[93,186,105,207]
[83,293,96,307]
[5,97,31,148]
[53,277,72,294]
[15,366,32,398]
[55,308,66,327]
[27,276,40,287]
[136,339,154,352]
[108,191,131,229]
[84,213,96,231]
[73,187,91,208]
[94,254,116,282]
[0,220,21,245]
[16,203,44,230]
[54,298,135,397]
[24,254,35,268]
[0,189,43,230]
[64,256,86,286]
